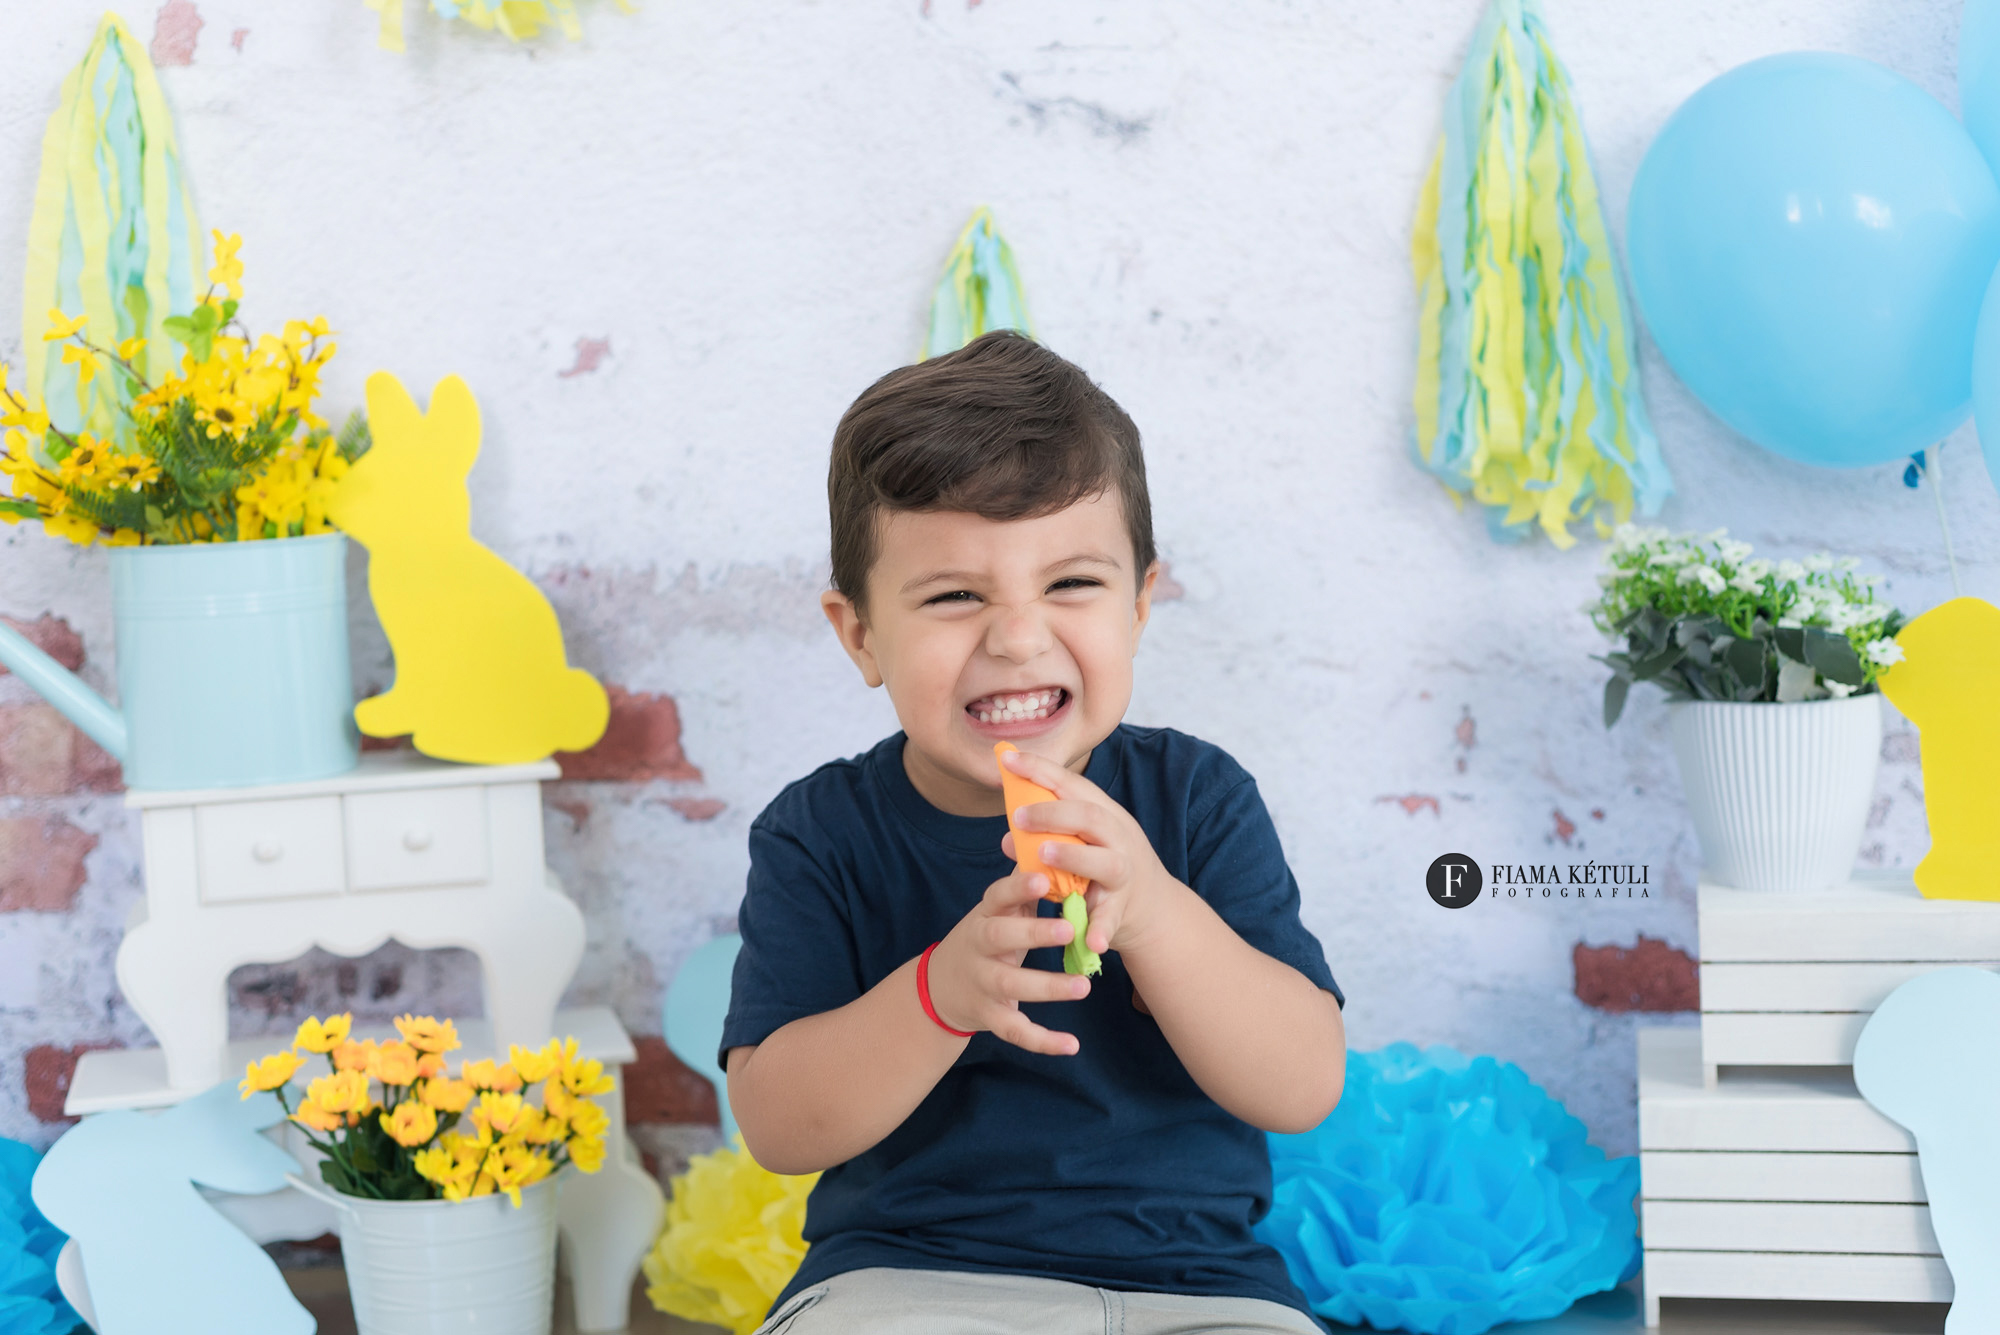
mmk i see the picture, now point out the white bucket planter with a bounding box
[1668,694,1882,892]
[288,1174,560,1335]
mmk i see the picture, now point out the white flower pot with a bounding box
[288,1173,559,1335]
[1668,695,1882,892]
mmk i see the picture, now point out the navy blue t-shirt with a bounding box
[722,723,1341,1319]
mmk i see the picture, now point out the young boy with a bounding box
[722,331,1346,1335]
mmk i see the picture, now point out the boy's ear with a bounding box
[821,589,884,688]
[1131,561,1160,647]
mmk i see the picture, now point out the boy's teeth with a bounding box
[972,689,1064,723]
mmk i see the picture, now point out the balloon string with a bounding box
[1931,440,1963,597]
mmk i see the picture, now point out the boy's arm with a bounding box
[1117,883,1345,1134]
[728,867,1087,1176]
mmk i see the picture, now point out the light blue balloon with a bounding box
[1627,53,2000,467]
[1972,266,2000,492]
[1963,0,2000,177]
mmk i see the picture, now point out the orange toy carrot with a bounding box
[995,742,1101,976]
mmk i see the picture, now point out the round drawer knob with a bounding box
[252,839,283,863]
[402,828,433,852]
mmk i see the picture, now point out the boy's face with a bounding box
[822,491,1158,817]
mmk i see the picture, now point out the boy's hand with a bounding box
[927,868,1092,1055]
[999,747,1176,959]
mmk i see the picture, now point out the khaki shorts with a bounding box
[753,1266,1326,1335]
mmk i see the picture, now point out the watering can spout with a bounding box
[0,620,126,759]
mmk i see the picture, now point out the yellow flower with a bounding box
[471,1091,527,1138]
[559,1055,616,1099]
[293,1014,352,1054]
[117,336,146,362]
[209,230,244,300]
[418,1076,474,1114]
[292,1098,344,1133]
[518,1104,563,1145]
[462,1058,522,1093]
[42,510,97,546]
[42,309,86,342]
[417,1052,446,1080]
[568,1133,606,1175]
[412,1144,458,1186]
[106,528,142,547]
[542,1079,575,1122]
[368,1040,421,1086]
[394,1015,460,1055]
[488,1141,552,1207]
[508,1041,560,1085]
[239,1050,305,1098]
[305,1069,372,1116]
[382,1100,440,1148]
[565,1099,609,1142]
[332,1038,377,1073]
[60,343,97,392]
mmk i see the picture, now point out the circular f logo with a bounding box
[1427,854,1482,909]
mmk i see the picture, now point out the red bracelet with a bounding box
[917,942,975,1038]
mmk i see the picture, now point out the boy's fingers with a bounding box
[1040,839,1124,887]
[994,963,1090,1005]
[1000,745,1108,806]
[1000,830,1016,861]
[980,869,1048,912]
[1009,798,1107,841]
[980,914,1074,955]
[990,1013,1080,1057]
[1082,891,1122,956]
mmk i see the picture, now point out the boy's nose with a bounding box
[985,605,1053,663]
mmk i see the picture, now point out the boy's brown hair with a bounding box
[828,330,1154,612]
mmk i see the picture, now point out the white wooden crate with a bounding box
[1637,1026,1947,1326]
[1698,869,2000,1080]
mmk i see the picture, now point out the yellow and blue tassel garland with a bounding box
[22,13,204,437]
[1412,0,1670,547]
[922,207,1034,360]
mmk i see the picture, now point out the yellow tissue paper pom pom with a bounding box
[643,1136,820,1335]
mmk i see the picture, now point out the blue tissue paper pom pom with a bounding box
[1255,1044,1640,1335]
[0,1137,83,1335]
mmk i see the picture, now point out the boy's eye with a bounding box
[925,590,979,605]
[1049,578,1101,592]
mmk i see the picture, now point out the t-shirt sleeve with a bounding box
[718,818,868,1072]
[1188,774,1343,1007]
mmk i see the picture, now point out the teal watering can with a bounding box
[0,533,360,791]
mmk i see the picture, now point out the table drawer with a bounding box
[344,787,488,891]
[196,797,345,904]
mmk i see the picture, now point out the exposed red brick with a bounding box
[230,26,248,50]
[1552,808,1577,845]
[1373,793,1440,818]
[150,0,203,65]
[557,685,702,783]
[549,797,591,830]
[0,817,98,912]
[359,733,409,753]
[1574,936,1699,1013]
[1590,808,1606,821]
[26,1041,122,1123]
[1454,708,1476,751]
[1152,562,1185,602]
[559,336,612,378]
[666,797,726,822]
[623,1035,719,1126]
[0,614,85,673]
[0,703,122,795]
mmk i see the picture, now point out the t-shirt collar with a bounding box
[871,730,1123,854]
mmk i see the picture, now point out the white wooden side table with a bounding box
[114,751,584,1098]
[1698,870,2000,1085]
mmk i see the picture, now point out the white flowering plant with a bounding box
[1589,526,1905,727]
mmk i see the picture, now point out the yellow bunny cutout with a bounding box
[1876,597,2000,901]
[328,372,609,764]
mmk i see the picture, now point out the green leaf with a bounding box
[1804,629,1866,687]
[1774,626,1806,662]
[1603,674,1631,728]
[1723,635,1769,695]
[1628,643,1686,682]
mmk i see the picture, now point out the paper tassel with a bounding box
[1411,0,1670,548]
[922,207,1033,360]
[21,13,204,437]
[642,1135,817,1335]
[364,0,635,50]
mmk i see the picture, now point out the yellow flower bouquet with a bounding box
[0,230,363,547]
[241,1012,612,1207]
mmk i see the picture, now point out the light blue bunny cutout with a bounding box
[1853,967,2000,1333]
[31,1082,314,1335]
[664,932,743,1142]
